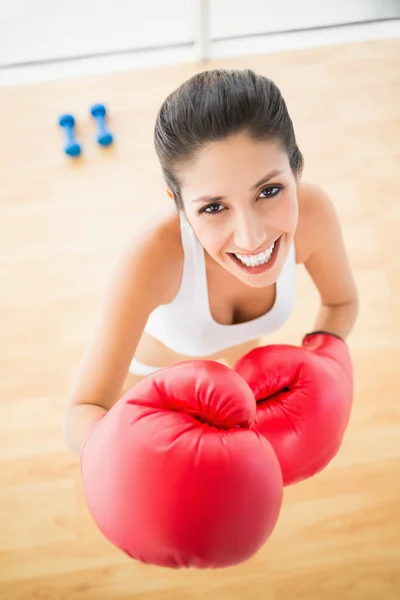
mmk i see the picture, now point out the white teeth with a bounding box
[235,242,275,267]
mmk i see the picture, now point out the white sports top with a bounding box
[143,211,296,356]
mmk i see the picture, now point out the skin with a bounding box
[179,134,299,290]
[62,132,359,455]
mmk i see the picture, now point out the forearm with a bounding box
[62,404,107,456]
[311,300,359,341]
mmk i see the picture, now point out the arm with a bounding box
[62,213,182,455]
[298,183,359,340]
[310,301,358,341]
[232,184,357,485]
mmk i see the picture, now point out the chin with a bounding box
[236,267,281,288]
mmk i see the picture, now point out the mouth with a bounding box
[227,236,282,275]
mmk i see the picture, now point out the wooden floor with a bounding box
[1,37,399,599]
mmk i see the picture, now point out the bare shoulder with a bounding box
[119,202,184,305]
[294,180,339,265]
[294,180,358,306]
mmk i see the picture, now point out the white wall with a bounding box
[0,0,192,65]
[1,0,399,67]
[211,0,400,39]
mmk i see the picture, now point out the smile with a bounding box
[228,236,282,274]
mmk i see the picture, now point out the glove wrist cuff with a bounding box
[302,330,345,344]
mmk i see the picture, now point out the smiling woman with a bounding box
[63,68,359,455]
[62,66,360,569]
[64,68,357,474]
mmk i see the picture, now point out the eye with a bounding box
[259,185,283,199]
[199,202,224,215]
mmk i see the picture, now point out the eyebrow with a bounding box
[190,169,284,204]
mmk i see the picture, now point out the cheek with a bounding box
[196,224,225,252]
[276,193,298,231]
[189,215,230,255]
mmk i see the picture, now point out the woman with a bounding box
[62,69,359,455]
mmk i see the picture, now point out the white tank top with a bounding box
[143,211,296,356]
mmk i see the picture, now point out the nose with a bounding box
[233,213,266,252]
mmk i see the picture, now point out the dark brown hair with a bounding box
[154,69,303,210]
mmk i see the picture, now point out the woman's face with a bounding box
[177,132,299,288]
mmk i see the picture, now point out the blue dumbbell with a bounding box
[58,113,81,157]
[90,103,114,146]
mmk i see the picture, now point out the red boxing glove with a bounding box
[80,360,283,569]
[233,332,353,486]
